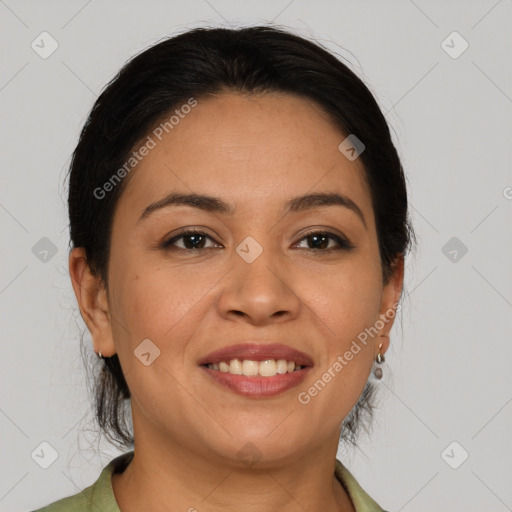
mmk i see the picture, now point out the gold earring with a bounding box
[376,342,385,364]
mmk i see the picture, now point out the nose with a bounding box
[217,246,301,326]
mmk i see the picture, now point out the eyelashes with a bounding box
[162,228,216,251]
[161,228,355,253]
[294,230,355,251]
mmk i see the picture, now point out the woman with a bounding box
[34,25,414,512]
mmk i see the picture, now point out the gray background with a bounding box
[1,1,511,511]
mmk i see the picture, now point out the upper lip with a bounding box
[198,343,314,367]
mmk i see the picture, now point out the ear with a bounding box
[68,247,116,357]
[376,254,405,356]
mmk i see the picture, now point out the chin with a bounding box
[209,428,304,467]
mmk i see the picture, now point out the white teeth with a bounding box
[259,359,277,377]
[276,359,288,374]
[206,359,304,377]
[242,360,259,376]
[230,358,243,375]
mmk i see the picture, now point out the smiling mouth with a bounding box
[198,343,313,396]
[202,358,306,377]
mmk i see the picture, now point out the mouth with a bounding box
[198,343,313,398]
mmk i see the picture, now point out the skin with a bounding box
[69,91,403,512]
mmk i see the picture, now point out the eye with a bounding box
[161,228,354,253]
[293,230,355,252]
[162,229,221,251]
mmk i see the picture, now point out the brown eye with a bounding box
[162,229,220,250]
[294,231,354,251]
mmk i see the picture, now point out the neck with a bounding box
[112,409,355,512]
[111,412,355,512]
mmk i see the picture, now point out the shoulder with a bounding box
[31,485,95,512]
[31,451,134,512]
[334,458,390,512]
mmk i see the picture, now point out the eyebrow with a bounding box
[138,191,367,229]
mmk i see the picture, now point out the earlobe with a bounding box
[68,247,116,356]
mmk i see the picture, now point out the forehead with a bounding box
[116,92,373,221]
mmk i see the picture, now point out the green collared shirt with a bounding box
[33,451,388,512]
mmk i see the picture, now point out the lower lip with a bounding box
[200,366,311,397]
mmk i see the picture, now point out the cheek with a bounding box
[305,258,382,342]
[110,261,220,348]
[297,267,381,422]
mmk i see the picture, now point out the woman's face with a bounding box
[76,92,403,466]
